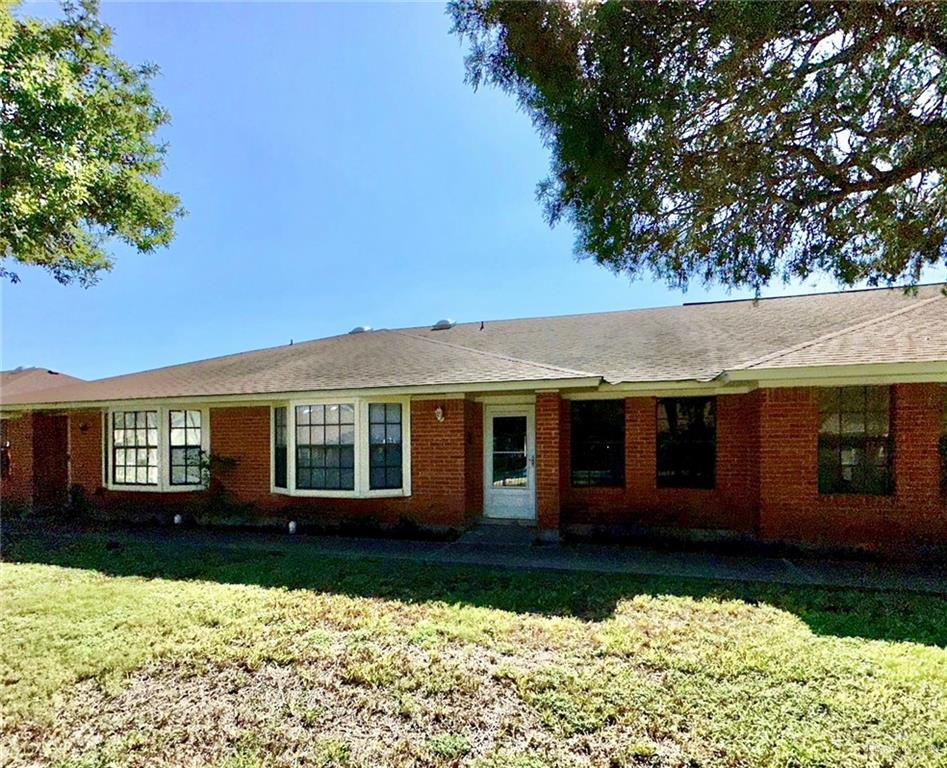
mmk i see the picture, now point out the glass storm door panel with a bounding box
[483,406,536,520]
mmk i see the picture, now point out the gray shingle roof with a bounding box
[405,284,946,382]
[0,368,83,397]
[2,285,944,407]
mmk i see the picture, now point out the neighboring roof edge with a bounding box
[730,293,945,372]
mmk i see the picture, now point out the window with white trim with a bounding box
[273,398,410,497]
[273,406,288,489]
[296,404,356,491]
[106,406,208,491]
[369,403,403,490]
[112,411,159,486]
[169,410,203,485]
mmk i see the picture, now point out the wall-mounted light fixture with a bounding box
[79,423,89,434]
[434,407,445,423]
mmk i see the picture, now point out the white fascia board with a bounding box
[0,376,603,413]
[721,361,947,386]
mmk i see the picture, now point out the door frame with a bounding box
[482,403,536,521]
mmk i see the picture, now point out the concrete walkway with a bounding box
[21,521,947,595]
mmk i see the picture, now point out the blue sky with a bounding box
[2,2,877,380]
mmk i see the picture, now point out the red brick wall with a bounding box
[758,384,947,548]
[464,399,483,521]
[561,394,760,533]
[210,406,271,504]
[535,392,562,532]
[69,411,103,492]
[1,415,34,511]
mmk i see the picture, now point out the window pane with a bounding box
[295,403,356,490]
[570,400,624,488]
[655,398,715,489]
[493,452,527,487]
[112,410,159,485]
[818,386,891,495]
[274,407,288,489]
[169,410,202,486]
[369,403,404,489]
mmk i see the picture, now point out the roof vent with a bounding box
[349,325,372,334]
[431,318,455,331]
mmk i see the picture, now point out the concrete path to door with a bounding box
[15,520,947,595]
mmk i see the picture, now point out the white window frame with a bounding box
[104,405,210,492]
[271,397,411,499]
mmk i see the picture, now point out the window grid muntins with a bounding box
[169,410,202,486]
[656,398,716,489]
[112,411,159,486]
[818,386,892,496]
[274,406,288,489]
[369,403,403,490]
[295,404,356,491]
[570,400,625,487]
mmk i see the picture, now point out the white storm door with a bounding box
[483,406,536,520]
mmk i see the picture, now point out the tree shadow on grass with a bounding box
[5,524,947,648]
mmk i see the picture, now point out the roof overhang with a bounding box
[719,360,947,387]
[0,376,603,413]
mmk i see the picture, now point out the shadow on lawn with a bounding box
[6,524,947,648]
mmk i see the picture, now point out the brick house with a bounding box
[2,286,946,553]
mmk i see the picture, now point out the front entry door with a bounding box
[483,405,536,521]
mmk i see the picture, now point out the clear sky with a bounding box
[1,2,903,380]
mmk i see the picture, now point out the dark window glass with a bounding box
[369,403,403,490]
[656,398,716,489]
[570,400,624,487]
[274,407,288,489]
[295,404,355,490]
[492,416,528,487]
[112,411,159,485]
[169,410,202,485]
[819,386,892,495]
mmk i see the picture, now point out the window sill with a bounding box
[271,487,409,500]
[106,484,206,494]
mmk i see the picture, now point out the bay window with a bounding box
[369,403,403,490]
[273,406,288,489]
[273,398,410,497]
[169,410,203,485]
[106,406,208,491]
[296,404,356,491]
[112,411,159,486]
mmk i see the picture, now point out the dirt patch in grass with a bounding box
[6,651,676,768]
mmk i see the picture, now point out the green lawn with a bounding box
[2,528,946,768]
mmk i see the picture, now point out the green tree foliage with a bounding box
[0,0,182,285]
[450,1,947,291]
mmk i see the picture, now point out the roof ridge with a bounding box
[733,293,945,371]
[396,283,944,330]
[393,330,598,379]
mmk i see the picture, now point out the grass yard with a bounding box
[2,527,946,768]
